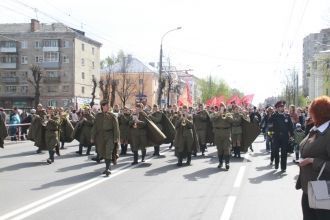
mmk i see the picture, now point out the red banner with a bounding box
[241,94,254,106]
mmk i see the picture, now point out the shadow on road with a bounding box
[32,171,100,190]
[56,162,98,172]
[0,151,43,159]
[0,161,45,172]
[145,164,178,176]
[183,167,220,181]
[248,170,287,184]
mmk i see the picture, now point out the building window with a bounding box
[92,47,95,55]
[92,61,95,69]
[63,55,69,63]
[20,86,28,94]
[43,39,58,47]
[82,43,85,51]
[46,71,59,77]
[48,86,57,92]
[82,72,85,79]
[81,58,85,66]
[34,41,41,48]
[1,55,17,63]
[63,85,69,92]
[1,41,16,48]
[35,56,43,63]
[48,100,57,107]
[63,40,69,48]
[21,41,28,49]
[81,86,85,94]
[5,86,17,93]
[21,56,28,64]
[44,52,59,62]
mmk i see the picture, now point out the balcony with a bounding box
[42,61,60,69]
[0,47,17,53]
[43,76,61,83]
[43,46,59,52]
[0,63,17,69]
[1,77,19,84]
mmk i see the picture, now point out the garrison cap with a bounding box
[275,100,286,108]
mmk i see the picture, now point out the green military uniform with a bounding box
[149,110,163,156]
[118,112,132,155]
[231,112,244,158]
[174,115,194,166]
[44,114,60,164]
[59,116,74,146]
[0,115,7,148]
[211,112,233,170]
[193,110,210,155]
[27,114,47,152]
[129,111,148,164]
[75,112,95,155]
[91,111,119,172]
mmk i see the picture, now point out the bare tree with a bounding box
[90,75,97,108]
[27,64,43,108]
[99,73,111,102]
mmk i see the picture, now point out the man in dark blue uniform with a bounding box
[268,101,294,172]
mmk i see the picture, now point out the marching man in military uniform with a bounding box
[129,103,148,165]
[44,106,61,164]
[193,104,211,156]
[268,100,294,172]
[91,100,120,177]
[231,105,244,158]
[75,106,95,155]
[149,104,163,157]
[0,112,7,148]
[210,103,233,170]
[174,108,194,166]
[118,106,131,155]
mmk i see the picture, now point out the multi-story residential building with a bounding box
[303,28,330,97]
[307,50,330,100]
[100,55,159,108]
[0,19,101,109]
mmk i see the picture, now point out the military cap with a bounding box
[275,100,286,108]
[153,104,158,108]
[100,100,109,106]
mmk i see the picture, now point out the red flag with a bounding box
[241,94,254,106]
[178,82,192,107]
[226,95,241,105]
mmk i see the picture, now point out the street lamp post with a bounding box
[157,27,182,106]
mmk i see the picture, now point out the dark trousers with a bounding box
[302,193,330,220]
[273,135,288,170]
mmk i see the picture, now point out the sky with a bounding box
[0,0,329,105]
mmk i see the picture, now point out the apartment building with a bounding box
[0,19,101,109]
[303,28,330,97]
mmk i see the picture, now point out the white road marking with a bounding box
[233,166,246,188]
[220,196,236,220]
[0,148,169,220]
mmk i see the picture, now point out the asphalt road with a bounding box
[0,136,302,220]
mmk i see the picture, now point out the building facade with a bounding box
[303,28,330,97]
[100,55,159,108]
[0,19,101,109]
[307,50,330,100]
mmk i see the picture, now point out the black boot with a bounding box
[131,151,138,165]
[237,146,241,158]
[186,153,192,166]
[218,154,223,168]
[141,149,146,162]
[86,145,92,155]
[47,150,55,164]
[169,142,173,149]
[60,141,65,149]
[225,155,230,170]
[103,159,111,177]
[201,144,206,156]
[55,144,60,156]
[153,146,160,156]
[91,154,101,163]
[76,144,83,155]
[177,153,183,167]
[120,144,126,155]
[233,146,237,157]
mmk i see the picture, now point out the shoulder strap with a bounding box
[317,163,326,181]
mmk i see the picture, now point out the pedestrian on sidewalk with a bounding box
[296,95,330,219]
